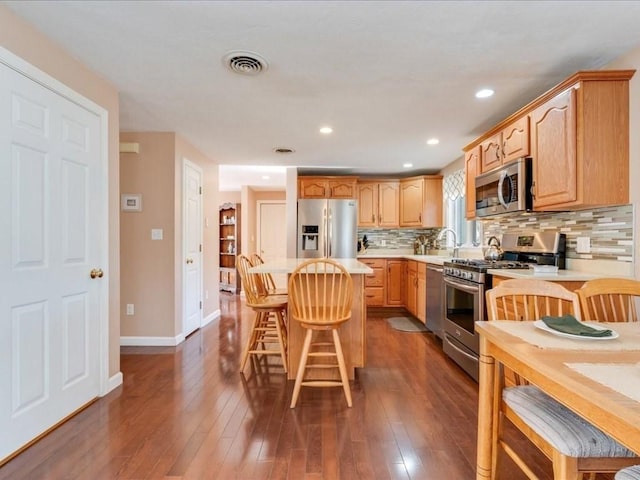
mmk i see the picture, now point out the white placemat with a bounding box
[565,362,640,402]
[489,321,640,350]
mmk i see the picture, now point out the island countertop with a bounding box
[249,257,374,275]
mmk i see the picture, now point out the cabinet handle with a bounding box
[418,213,422,223]
[378,214,382,223]
[530,181,536,199]
[372,214,375,222]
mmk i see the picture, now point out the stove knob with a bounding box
[463,271,472,280]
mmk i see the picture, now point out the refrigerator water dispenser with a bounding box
[301,225,319,251]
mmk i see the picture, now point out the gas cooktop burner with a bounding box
[448,258,531,270]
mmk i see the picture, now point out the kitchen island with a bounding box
[249,258,373,380]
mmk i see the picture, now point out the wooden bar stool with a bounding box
[287,258,353,408]
[249,253,288,296]
[576,277,640,322]
[236,255,288,373]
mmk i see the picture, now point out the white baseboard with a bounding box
[202,309,221,327]
[102,371,123,396]
[120,335,183,346]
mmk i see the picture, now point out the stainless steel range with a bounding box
[442,232,566,381]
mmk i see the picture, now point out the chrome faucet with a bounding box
[437,228,460,258]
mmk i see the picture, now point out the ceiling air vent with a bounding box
[223,50,269,76]
[273,147,295,154]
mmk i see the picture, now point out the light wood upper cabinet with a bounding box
[530,73,631,210]
[465,146,479,219]
[399,176,443,227]
[530,88,577,208]
[480,116,530,173]
[357,181,399,228]
[465,70,634,212]
[298,176,357,199]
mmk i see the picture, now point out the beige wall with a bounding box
[120,132,176,337]
[119,132,219,339]
[0,6,122,377]
[606,49,640,279]
[219,191,241,204]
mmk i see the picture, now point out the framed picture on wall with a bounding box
[121,193,142,212]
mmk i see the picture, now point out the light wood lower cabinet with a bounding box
[405,260,427,322]
[386,260,404,306]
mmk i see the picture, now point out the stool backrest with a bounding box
[288,258,353,325]
[236,254,265,304]
[249,253,278,293]
[576,278,640,322]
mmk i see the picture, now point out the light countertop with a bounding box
[249,258,374,275]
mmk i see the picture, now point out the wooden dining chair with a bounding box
[486,279,638,480]
[287,258,354,408]
[236,255,288,373]
[576,278,640,322]
[249,253,288,296]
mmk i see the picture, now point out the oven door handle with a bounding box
[444,334,479,362]
[443,276,480,294]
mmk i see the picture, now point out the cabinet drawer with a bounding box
[365,287,385,306]
[365,268,384,287]
[360,258,385,268]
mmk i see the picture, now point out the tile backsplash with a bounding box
[358,228,441,251]
[482,204,634,262]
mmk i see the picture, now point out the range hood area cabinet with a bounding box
[463,70,634,218]
[399,175,443,227]
[298,176,357,199]
[357,180,400,228]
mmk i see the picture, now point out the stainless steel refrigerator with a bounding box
[297,199,358,258]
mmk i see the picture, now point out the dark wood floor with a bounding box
[0,294,615,479]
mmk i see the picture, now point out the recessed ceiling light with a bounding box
[426,138,439,145]
[403,163,413,168]
[475,88,495,99]
[262,175,270,180]
[319,126,333,134]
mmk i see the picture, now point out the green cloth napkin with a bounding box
[541,314,613,337]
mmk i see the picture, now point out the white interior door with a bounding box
[183,160,202,337]
[0,59,104,461]
[258,202,286,288]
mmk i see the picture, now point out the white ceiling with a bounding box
[6,1,640,191]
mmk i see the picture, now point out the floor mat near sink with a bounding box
[386,316,428,333]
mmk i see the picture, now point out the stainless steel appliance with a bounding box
[297,198,358,258]
[425,264,444,338]
[442,232,566,381]
[475,157,532,217]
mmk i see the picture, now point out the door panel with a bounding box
[259,202,286,288]
[1,61,102,462]
[184,161,202,337]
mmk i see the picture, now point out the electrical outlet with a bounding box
[126,304,134,315]
[380,239,386,247]
[576,236,591,254]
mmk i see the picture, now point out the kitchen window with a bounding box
[443,169,481,247]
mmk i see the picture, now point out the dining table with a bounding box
[475,320,640,480]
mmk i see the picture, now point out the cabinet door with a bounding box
[328,179,356,198]
[399,178,423,227]
[386,259,404,306]
[502,116,530,163]
[416,263,427,323]
[422,177,443,227]
[465,147,479,219]
[357,183,378,227]
[378,182,400,228]
[299,178,328,198]
[480,133,502,172]
[530,88,577,209]
[406,261,418,316]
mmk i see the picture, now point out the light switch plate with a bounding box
[576,236,591,253]
[151,228,163,240]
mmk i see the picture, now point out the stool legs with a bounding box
[240,307,288,373]
[290,327,352,408]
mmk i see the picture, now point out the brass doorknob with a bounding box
[90,268,104,279]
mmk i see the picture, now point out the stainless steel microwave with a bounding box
[474,157,532,217]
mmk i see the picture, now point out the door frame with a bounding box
[0,47,110,395]
[182,158,203,337]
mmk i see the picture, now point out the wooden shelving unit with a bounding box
[219,203,241,293]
